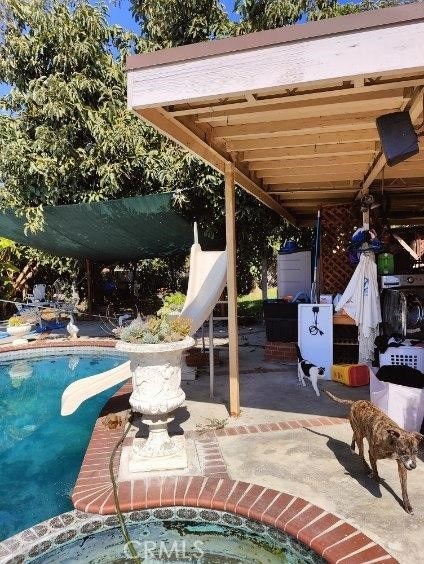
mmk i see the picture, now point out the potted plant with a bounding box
[6,315,32,337]
[116,315,194,472]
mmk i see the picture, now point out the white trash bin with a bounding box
[370,371,424,432]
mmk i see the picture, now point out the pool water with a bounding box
[30,510,324,563]
[0,353,125,541]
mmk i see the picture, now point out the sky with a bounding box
[105,0,238,31]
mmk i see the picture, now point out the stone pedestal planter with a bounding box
[116,337,194,472]
[7,324,32,337]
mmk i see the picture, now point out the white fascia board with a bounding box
[128,21,424,110]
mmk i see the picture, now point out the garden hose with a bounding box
[109,410,142,563]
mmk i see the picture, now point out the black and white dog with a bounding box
[295,344,325,397]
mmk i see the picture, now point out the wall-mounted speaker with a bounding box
[376,111,419,167]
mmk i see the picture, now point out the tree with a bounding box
[234,0,409,30]
[131,0,231,50]
[0,0,197,231]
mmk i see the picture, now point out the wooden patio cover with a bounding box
[126,4,424,414]
[127,4,424,226]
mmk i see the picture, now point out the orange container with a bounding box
[331,364,370,387]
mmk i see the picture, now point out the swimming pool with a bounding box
[0,350,125,541]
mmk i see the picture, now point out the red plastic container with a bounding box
[331,364,370,387]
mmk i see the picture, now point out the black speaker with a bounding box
[376,111,419,167]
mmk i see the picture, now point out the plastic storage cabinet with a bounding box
[277,251,311,299]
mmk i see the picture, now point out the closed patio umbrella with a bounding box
[335,251,382,364]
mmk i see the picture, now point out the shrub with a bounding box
[158,291,186,316]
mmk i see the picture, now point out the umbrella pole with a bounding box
[311,209,321,304]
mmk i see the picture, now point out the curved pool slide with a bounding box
[61,242,227,416]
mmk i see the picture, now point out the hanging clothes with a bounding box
[336,251,382,364]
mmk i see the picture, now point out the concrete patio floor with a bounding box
[217,422,424,564]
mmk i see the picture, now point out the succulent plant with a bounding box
[7,315,28,327]
[119,315,192,344]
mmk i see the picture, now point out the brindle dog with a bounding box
[325,390,423,514]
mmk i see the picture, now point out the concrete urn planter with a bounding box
[7,324,32,337]
[116,336,195,472]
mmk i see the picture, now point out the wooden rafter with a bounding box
[212,112,381,140]
[168,76,424,117]
[226,129,379,151]
[248,155,373,171]
[240,142,377,162]
[196,90,404,125]
[134,107,296,224]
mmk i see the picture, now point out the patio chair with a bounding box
[27,284,47,303]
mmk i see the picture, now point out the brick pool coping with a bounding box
[70,382,397,564]
[0,337,117,354]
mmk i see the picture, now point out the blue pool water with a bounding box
[0,352,125,541]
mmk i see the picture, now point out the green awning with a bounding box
[0,193,193,261]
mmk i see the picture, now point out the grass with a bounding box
[237,286,277,320]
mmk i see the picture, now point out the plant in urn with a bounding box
[116,316,194,472]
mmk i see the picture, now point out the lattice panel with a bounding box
[320,204,358,295]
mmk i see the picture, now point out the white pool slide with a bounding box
[61,239,227,416]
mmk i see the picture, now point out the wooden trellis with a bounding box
[319,204,358,295]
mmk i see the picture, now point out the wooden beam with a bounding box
[360,86,424,194]
[383,169,424,178]
[225,162,240,417]
[212,111,379,140]
[134,107,296,224]
[387,216,424,226]
[226,129,379,151]
[243,143,375,163]
[196,91,403,125]
[249,155,372,171]
[270,180,358,191]
[168,77,424,117]
[267,172,363,183]
[283,199,350,208]
[258,165,365,179]
[274,189,357,199]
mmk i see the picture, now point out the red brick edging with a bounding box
[72,383,396,564]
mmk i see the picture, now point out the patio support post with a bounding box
[85,259,93,314]
[225,161,240,416]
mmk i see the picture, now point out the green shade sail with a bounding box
[0,193,194,261]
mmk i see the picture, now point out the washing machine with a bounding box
[380,274,424,338]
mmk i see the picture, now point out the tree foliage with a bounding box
[0,0,198,231]
[131,0,231,49]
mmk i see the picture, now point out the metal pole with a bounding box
[85,259,93,314]
[209,313,214,398]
